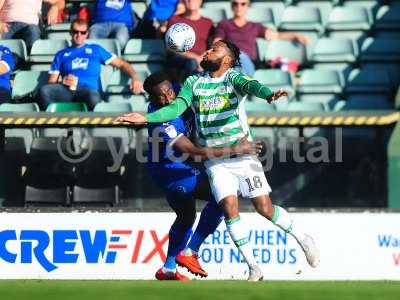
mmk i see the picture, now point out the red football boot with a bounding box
[155,268,190,281]
[176,252,208,278]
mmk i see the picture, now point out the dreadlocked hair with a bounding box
[219,39,241,67]
[143,71,171,95]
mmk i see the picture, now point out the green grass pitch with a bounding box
[0,281,399,300]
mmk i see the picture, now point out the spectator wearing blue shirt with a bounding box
[40,18,143,110]
[0,45,15,103]
[117,72,260,280]
[138,0,184,38]
[89,0,135,49]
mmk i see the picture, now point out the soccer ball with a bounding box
[165,23,196,52]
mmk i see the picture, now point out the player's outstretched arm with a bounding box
[115,97,189,124]
[233,73,288,104]
[173,135,263,160]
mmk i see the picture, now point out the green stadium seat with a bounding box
[294,1,334,25]
[360,37,400,63]
[131,2,147,19]
[24,137,72,206]
[86,39,121,56]
[253,69,295,97]
[72,137,123,206]
[47,31,71,40]
[131,63,164,74]
[0,102,39,112]
[326,6,371,43]
[262,39,308,66]
[93,101,132,112]
[46,102,88,113]
[286,101,325,111]
[297,69,344,94]
[42,102,88,138]
[247,7,276,28]
[12,70,48,100]
[279,6,324,33]
[297,94,340,111]
[45,22,71,40]
[0,39,28,65]
[375,4,400,31]
[30,39,69,63]
[108,94,149,113]
[106,70,149,94]
[245,98,276,113]
[100,65,115,93]
[326,7,371,31]
[91,102,133,150]
[200,7,227,24]
[296,68,343,110]
[123,39,166,63]
[203,1,231,12]
[0,103,40,151]
[310,38,358,72]
[342,0,381,19]
[345,68,392,96]
[251,2,286,25]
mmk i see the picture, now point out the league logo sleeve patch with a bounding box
[164,125,178,138]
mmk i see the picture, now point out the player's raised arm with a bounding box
[231,71,288,104]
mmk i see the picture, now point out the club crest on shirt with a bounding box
[85,47,93,54]
[105,0,125,10]
[71,58,89,70]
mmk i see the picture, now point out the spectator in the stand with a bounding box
[40,19,143,110]
[139,0,185,39]
[0,45,15,103]
[214,0,308,76]
[0,0,65,50]
[89,0,136,49]
[166,0,214,82]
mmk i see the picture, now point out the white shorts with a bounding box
[204,155,272,203]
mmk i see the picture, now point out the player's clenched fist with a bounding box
[115,112,148,124]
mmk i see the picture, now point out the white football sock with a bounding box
[226,215,258,267]
[271,205,306,242]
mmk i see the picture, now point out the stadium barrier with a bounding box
[0,212,398,280]
[0,110,399,206]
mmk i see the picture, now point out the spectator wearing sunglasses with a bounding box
[89,0,136,49]
[40,18,143,110]
[214,0,308,76]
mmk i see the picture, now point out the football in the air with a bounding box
[165,23,196,52]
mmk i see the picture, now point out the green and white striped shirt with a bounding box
[178,69,267,147]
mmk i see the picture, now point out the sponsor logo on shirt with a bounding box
[71,58,89,70]
[105,0,125,10]
[200,96,231,111]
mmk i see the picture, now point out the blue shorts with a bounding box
[147,163,205,205]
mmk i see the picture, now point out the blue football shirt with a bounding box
[0,46,15,92]
[147,102,194,168]
[49,44,115,91]
[143,0,179,22]
[94,0,135,31]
